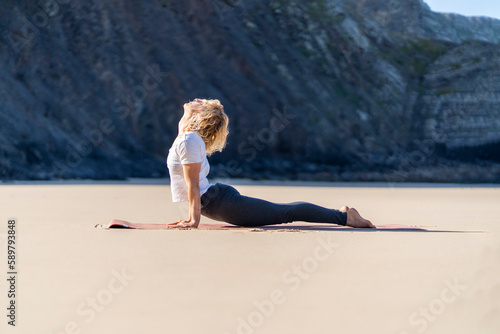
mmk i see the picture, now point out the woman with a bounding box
[166,98,375,229]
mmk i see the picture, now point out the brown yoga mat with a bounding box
[95,219,426,231]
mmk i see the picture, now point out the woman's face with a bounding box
[179,98,204,133]
[183,98,204,115]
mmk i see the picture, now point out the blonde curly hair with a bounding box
[184,98,229,155]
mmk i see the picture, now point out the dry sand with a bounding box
[1,180,499,334]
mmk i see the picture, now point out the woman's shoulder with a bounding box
[182,131,204,143]
[176,131,205,150]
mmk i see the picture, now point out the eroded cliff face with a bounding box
[422,42,500,148]
[0,0,499,181]
[341,0,500,164]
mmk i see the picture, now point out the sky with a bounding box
[424,0,500,20]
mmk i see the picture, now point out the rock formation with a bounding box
[0,0,499,182]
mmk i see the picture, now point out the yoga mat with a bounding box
[95,219,427,231]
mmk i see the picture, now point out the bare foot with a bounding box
[346,208,376,228]
[340,205,350,213]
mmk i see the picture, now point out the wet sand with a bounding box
[1,180,499,334]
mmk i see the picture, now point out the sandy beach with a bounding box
[1,180,499,334]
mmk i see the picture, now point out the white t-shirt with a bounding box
[166,131,212,202]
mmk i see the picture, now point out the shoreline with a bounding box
[1,177,499,188]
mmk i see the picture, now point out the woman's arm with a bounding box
[167,162,201,229]
[183,162,202,226]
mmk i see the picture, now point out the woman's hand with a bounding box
[166,220,199,229]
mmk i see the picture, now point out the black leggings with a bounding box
[200,183,347,227]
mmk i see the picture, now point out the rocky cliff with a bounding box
[1,0,499,182]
